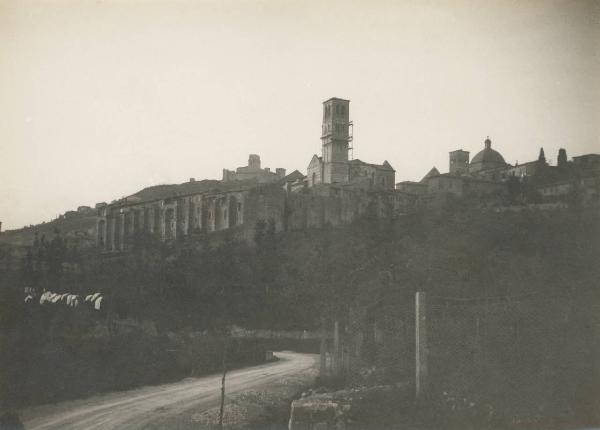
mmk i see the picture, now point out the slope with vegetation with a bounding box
[1,197,599,426]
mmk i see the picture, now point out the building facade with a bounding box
[96,180,288,252]
[223,154,286,183]
[307,98,395,189]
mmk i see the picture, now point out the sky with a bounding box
[1,0,599,230]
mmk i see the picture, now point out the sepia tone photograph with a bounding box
[0,0,599,429]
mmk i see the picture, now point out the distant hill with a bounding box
[0,178,233,249]
[0,209,97,248]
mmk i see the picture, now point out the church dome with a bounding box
[470,137,506,172]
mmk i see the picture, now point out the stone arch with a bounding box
[97,219,106,247]
[143,207,150,232]
[176,199,186,237]
[215,197,228,230]
[228,195,238,228]
[153,206,161,235]
[114,215,122,250]
[206,198,216,232]
[188,199,196,232]
[133,210,140,234]
[165,207,176,240]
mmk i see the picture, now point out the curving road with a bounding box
[20,351,318,430]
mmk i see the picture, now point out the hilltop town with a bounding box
[88,96,600,252]
[1,97,599,251]
[2,98,600,429]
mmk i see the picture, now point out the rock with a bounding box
[288,397,349,430]
[288,385,409,430]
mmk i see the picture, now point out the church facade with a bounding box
[307,98,395,190]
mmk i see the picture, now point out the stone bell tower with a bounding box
[321,97,350,184]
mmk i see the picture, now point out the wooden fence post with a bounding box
[320,329,328,377]
[333,320,340,376]
[415,291,428,400]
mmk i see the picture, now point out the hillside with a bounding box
[1,199,599,422]
[0,211,97,248]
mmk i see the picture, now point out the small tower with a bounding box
[538,147,546,164]
[557,148,568,168]
[321,97,350,184]
[248,154,261,170]
[449,150,470,175]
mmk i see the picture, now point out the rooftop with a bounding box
[322,97,350,104]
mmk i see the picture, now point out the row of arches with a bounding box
[97,193,244,251]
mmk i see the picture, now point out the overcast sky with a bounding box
[1,0,599,230]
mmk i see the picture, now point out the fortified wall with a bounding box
[97,178,415,252]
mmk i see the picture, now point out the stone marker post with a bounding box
[415,291,428,399]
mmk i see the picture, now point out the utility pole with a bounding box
[218,344,227,430]
[415,292,428,400]
[333,319,340,376]
[319,322,328,378]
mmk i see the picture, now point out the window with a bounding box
[224,209,227,220]
[341,105,345,114]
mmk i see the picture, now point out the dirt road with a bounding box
[20,351,318,430]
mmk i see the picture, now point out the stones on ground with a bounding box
[288,385,408,430]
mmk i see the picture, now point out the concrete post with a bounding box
[416,291,428,399]
[320,333,328,378]
[333,320,340,376]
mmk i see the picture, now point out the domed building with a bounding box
[469,137,508,173]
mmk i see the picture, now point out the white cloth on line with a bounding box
[39,292,49,304]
